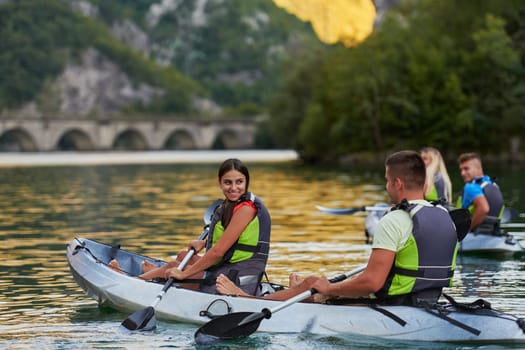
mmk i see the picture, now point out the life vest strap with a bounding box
[393,266,454,278]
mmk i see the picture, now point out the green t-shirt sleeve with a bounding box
[372,210,412,252]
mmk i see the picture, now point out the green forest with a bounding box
[267,0,525,162]
[0,0,321,116]
[0,0,203,113]
[1,0,524,162]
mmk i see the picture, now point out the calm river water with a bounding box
[0,152,524,349]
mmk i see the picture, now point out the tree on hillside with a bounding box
[270,0,525,162]
[0,0,202,115]
[0,0,86,108]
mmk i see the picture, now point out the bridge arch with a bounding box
[212,128,244,149]
[56,128,95,151]
[0,128,38,151]
[0,118,258,151]
[113,128,148,150]
[164,129,197,150]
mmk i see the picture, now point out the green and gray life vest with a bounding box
[206,192,271,266]
[375,201,458,299]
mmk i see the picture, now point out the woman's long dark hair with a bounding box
[218,158,250,228]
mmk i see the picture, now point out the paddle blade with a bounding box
[315,205,364,215]
[449,208,471,242]
[121,306,157,331]
[194,311,265,345]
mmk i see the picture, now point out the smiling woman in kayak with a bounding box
[109,158,271,295]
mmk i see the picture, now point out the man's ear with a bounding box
[395,177,403,190]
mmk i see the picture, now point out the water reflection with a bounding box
[0,164,381,323]
[0,161,524,349]
[454,254,525,308]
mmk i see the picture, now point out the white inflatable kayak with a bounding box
[66,237,525,343]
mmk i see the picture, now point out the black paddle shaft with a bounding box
[194,265,366,343]
[120,199,222,331]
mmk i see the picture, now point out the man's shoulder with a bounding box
[464,181,482,191]
[382,207,412,223]
[387,200,432,214]
[481,175,493,184]
[384,201,441,222]
[374,206,413,250]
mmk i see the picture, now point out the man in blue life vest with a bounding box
[217,150,459,306]
[456,152,504,233]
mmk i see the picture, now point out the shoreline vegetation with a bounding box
[337,151,525,166]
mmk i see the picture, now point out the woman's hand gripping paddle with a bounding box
[120,199,222,331]
[194,264,366,344]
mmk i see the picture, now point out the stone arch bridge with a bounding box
[0,118,258,151]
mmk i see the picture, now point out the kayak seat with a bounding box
[103,244,165,277]
[257,272,286,297]
[473,215,502,235]
[258,282,286,297]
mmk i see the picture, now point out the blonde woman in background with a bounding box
[420,147,452,204]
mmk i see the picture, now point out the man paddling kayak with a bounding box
[456,152,505,233]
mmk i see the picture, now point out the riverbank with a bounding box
[337,150,525,167]
[0,150,300,167]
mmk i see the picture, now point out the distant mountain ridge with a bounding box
[0,0,327,119]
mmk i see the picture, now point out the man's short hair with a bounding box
[457,152,481,165]
[385,150,426,190]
